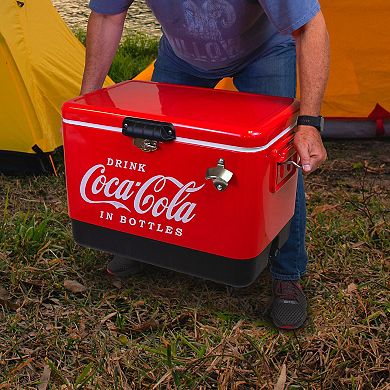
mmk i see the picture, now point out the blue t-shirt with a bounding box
[89,0,320,74]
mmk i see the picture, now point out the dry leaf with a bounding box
[21,279,45,287]
[363,160,385,173]
[0,287,10,300]
[347,283,358,294]
[10,358,34,375]
[131,319,159,332]
[47,258,63,266]
[383,258,390,271]
[152,370,172,390]
[106,320,118,336]
[274,363,287,390]
[311,204,339,217]
[100,312,117,324]
[38,365,51,390]
[0,287,20,311]
[132,300,145,308]
[112,279,122,289]
[19,348,34,356]
[63,280,87,293]
[351,241,366,249]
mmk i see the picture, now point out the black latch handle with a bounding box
[122,117,176,142]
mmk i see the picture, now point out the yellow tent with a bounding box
[135,1,390,138]
[321,0,390,137]
[2,0,386,173]
[0,0,113,175]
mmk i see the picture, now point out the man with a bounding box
[81,0,329,330]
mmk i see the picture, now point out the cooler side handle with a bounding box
[269,135,299,193]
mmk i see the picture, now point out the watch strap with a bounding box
[297,115,324,132]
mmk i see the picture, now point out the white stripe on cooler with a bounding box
[62,118,295,153]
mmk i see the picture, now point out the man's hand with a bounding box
[294,126,327,174]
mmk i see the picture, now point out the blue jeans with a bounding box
[152,44,308,281]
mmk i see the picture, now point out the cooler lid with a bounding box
[62,80,299,148]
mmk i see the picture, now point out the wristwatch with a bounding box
[297,115,325,132]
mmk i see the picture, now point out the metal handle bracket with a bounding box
[280,160,302,169]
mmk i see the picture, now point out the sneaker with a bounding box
[106,255,143,279]
[271,279,307,330]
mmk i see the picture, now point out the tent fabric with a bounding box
[2,0,387,158]
[134,2,390,137]
[134,65,390,138]
[0,0,113,159]
[320,0,390,121]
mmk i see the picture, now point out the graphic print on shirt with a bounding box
[168,0,245,64]
[183,0,236,41]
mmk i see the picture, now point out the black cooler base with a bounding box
[72,220,291,287]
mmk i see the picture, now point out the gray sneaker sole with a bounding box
[107,256,144,279]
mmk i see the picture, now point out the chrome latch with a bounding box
[133,138,158,152]
[206,158,233,191]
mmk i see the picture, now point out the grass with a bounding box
[1,141,388,389]
[75,30,158,82]
[0,32,389,388]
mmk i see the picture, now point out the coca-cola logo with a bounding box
[80,163,205,223]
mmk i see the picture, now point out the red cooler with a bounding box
[62,80,300,287]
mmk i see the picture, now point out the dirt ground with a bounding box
[52,0,161,36]
[308,139,389,192]
[1,3,389,387]
[0,138,389,389]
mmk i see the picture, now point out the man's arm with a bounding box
[80,10,127,95]
[292,10,330,173]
